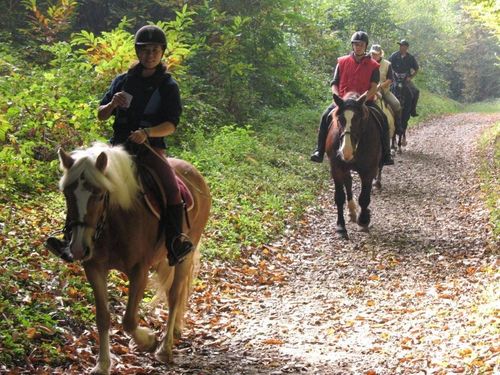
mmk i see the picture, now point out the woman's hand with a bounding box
[111,91,130,109]
[128,129,148,144]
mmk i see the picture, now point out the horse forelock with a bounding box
[59,143,140,210]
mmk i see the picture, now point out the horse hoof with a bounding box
[336,228,349,239]
[155,349,174,364]
[373,181,382,190]
[397,148,402,155]
[90,365,110,375]
[358,225,370,233]
[131,327,158,352]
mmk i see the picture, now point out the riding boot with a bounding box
[310,114,329,163]
[394,108,403,135]
[411,89,419,117]
[380,120,395,165]
[45,222,73,262]
[164,203,194,266]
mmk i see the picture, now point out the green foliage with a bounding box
[175,105,328,259]
[462,99,500,113]
[477,121,500,241]
[407,88,461,127]
[71,17,136,80]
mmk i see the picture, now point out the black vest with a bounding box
[111,69,170,149]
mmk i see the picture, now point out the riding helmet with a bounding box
[350,31,369,45]
[134,25,167,48]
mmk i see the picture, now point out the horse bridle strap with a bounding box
[67,193,109,242]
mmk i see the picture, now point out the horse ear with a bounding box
[333,93,343,107]
[58,148,74,169]
[95,152,108,172]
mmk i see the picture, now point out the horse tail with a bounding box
[149,243,201,328]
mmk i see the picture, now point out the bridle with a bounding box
[64,192,110,243]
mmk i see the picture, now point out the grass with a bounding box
[407,88,461,127]
[476,121,500,242]
[176,104,330,259]
[463,99,500,113]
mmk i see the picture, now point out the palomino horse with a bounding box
[56,142,210,374]
[325,93,382,239]
[391,72,413,150]
[373,94,396,189]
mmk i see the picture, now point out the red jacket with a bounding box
[337,54,379,100]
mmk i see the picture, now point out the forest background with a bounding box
[0,0,499,368]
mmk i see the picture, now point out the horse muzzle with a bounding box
[69,227,94,261]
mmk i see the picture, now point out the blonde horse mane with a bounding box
[59,142,140,210]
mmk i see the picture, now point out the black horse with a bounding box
[325,92,382,239]
[391,72,413,151]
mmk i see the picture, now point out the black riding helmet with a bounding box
[350,31,369,46]
[134,25,167,48]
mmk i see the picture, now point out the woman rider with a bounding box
[46,25,193,266]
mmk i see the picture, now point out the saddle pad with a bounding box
[142,175,194,221]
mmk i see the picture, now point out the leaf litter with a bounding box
[2,113,499,374]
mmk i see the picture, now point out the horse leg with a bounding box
[357,177,373,231]
[155,259,191,364]
[344,173,357,223]
[123,265,157,352]
[84,265,111,375]
[374,166,382,190]
[333,178,348,239]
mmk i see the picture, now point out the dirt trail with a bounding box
[92,113,499,375]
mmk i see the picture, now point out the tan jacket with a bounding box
[378,59,391,93]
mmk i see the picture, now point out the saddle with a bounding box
[137,163,194,221]
[367,105,386,132]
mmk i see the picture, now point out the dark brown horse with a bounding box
[57,142,211,374]
[325,93,382,239]
[391,72,413,151]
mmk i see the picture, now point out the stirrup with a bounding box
[167,234,193,266]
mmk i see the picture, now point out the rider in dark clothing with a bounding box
[388,39,420,116]
[46,25,193,266]
[310,31,394,165]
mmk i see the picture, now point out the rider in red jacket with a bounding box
[310,31,394,165]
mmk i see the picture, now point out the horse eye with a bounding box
[94,192,105,201]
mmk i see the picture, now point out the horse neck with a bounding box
[98,202,160,269]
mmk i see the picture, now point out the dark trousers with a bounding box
[139,147,182,205]
[314,102,391,160]
[407,81,420,114]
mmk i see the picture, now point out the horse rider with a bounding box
[310,31,395,165]
[369,44,403,134]
[388,39,420,117]
[46,25,193,266]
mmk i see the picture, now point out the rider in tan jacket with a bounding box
[369,44,402,134]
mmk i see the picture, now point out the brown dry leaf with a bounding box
[262,338,284,345]
[365,370,377,375]
[26,327,40,340]
[438,293,456,300]
[457,347,473,357]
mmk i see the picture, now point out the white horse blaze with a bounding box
[340,110,354,161]
[71,178,92,258]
